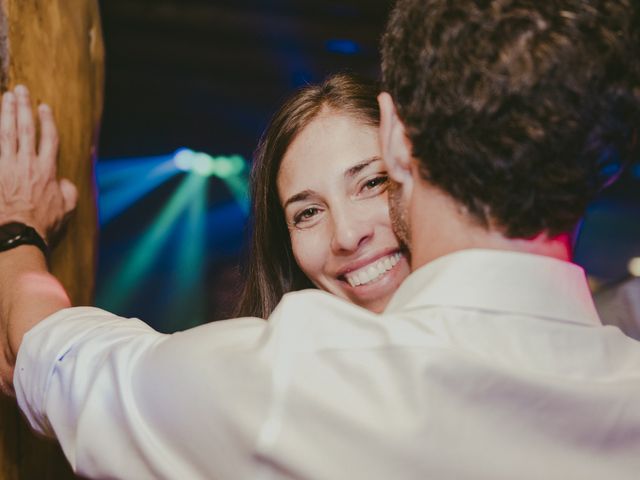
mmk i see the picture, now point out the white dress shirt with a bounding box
[15,249,640,479]
[595,277,640,340]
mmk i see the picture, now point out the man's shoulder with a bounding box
[277,289,370,315]
[264,289,394,352]
[594,277,640,340]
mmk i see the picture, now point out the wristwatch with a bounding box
[0,222,48,257]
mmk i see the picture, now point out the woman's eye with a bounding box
[299,207,318,219]
[292,207,321,228]
[361,175,389,194]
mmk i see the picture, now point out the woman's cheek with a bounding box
[290,229,330,285]
[370,193,394,225]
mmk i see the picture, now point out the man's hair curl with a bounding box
[382,0,640,237]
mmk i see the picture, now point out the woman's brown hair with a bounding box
[234,73,380,318]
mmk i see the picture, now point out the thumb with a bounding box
[59,178,78,215]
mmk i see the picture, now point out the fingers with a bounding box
[1,86,58,167]
[37,103,59,165]
[0,91,17,159]
[15,85,36,158]
[59,178,79,215]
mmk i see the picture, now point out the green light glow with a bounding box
[214,154,245,178]
[97,149,250,329]
[222,172,250,213]
[166,176,208,329]
[97,173,208,311]
[173,149,246,179]
[191,153,215,177]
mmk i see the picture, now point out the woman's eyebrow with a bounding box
[283,157,382,209]
[283,189,315,209]
[344,156,382,178]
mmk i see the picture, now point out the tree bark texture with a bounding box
[0,0,104,477]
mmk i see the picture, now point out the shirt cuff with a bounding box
[14,306,133,436]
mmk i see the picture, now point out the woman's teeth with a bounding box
[345,252,402,287]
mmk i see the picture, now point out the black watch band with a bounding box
[0,222,48,257]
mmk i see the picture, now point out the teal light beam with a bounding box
[99,159,181,225]
[165,177,209,330]
[221,171,250,214]
[97,155,175,190]
[97,173,208,312]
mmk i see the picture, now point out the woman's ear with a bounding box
[378,92,414,186]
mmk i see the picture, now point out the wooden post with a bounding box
[0,0,104,477]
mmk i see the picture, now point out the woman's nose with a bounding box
[329,203,374,254]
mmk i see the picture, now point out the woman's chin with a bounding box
[343,255,411,313]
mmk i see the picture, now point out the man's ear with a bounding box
[378,92,414,185]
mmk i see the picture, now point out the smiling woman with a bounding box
[235,73,411,318]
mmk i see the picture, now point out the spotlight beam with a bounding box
[221,173,250,214]
[97,155,175,189]
[97,173,208,311]
[99,160,181,225]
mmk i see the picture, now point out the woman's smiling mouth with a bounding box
[344,252,403,287]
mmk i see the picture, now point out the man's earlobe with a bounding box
[378,92,413,184]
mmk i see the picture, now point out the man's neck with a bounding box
[408,183,572,271]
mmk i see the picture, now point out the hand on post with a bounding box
[0,85,77,243]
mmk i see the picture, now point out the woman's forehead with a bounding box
[276,112,381,197]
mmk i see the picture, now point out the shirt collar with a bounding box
[385,249,601,326]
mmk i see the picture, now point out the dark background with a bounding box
[95,0,640,332]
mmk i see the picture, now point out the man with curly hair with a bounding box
[375,1,640,476]
[0,1,639,478]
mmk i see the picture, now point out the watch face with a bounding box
[0,222,27,242]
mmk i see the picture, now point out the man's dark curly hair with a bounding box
[381,0,640,238]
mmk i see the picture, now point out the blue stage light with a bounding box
[173,148,246,178]
[174,148,196,171]
[326,39,360,55]
[96,149,250,330]
[98,156,180,225]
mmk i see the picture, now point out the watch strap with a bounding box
[0,223,48,257]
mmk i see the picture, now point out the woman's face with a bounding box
[277,110,411,313]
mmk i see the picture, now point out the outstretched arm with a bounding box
[0,86,77,395]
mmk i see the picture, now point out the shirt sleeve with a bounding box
[14,306,272,479]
